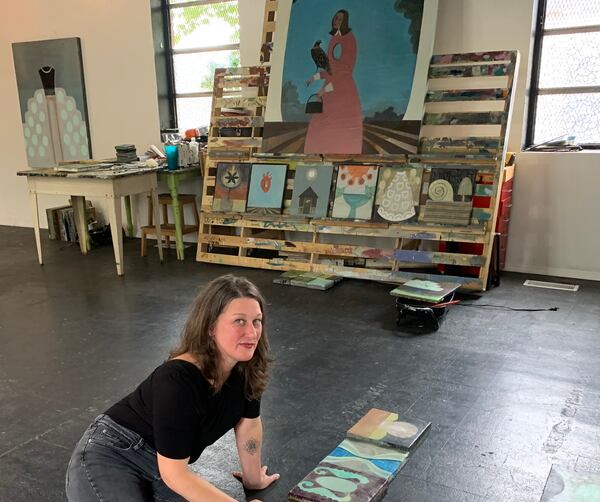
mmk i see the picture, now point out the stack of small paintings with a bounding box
[287,408,430,501]
[210,162,478,226]
[389,279,461,303]
[273,270,342,290]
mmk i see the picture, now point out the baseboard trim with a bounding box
[503,264,600,283]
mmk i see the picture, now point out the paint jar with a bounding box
[165,144,179,171]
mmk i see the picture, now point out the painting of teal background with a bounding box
[247,164,288,209]
[281,0,422,122]
[290,164,334,217]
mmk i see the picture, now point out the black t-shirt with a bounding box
[106,359,260,463]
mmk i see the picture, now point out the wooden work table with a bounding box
[18,164,164,276]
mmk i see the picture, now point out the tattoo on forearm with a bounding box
[243,438,259,455]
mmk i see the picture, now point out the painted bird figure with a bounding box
[311,40,330,75]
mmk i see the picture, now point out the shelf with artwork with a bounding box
[196,1,519,291]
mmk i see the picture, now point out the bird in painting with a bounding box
[310,40,330,75]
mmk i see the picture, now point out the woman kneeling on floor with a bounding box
[66,274,278,502]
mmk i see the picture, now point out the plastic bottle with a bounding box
[189,137,199,165]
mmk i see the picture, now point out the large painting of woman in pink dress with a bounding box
[262,0,436,156]
[303,9,363,154]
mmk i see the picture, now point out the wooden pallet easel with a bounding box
[196,2,519,291]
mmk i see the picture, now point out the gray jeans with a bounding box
[65,414,185,501]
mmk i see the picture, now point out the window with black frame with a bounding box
[152,0,240,133]
[527,0,600,149]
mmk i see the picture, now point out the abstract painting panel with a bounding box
[212,162,250,212]
[264,0,439,155]
[331,165,378,220]
[374,166,423,223]
[418,168,477,226]
[12,37,92,167]
[288,460,391,502]
[541,465,600,501]
[290,164,334,217]
[323,439,408,481]
[247,163,288,214]
[347,408,431,450]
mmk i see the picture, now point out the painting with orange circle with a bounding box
[346,408,430,450]
[331,164,379,220]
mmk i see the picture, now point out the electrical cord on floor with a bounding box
[455,304,559,312]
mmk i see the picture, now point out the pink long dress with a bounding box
[304,31,363,154]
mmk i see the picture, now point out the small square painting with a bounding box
[373,166,423,223]
[290,164,334,217]
[347,408,431,450]
[288,459,391,502]
[246,163,288,214]
[331,164,378,220]
[212,162,250,212]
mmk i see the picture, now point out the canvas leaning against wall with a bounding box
[263,0,438,155]
[12,37,92,168]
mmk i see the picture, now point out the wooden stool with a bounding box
[141,193,199,259]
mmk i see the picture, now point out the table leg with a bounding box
[72,196,89,255]
[108,196,124,276]
[29,191,43,265]
[124,195,134,238]
[167,175,184,260]
[151,188,164,263]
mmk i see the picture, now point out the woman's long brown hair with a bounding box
[169,275,271,399]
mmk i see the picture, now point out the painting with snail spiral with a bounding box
[347,408,431,450]
[246,163,289,215]
[418,168,477,226]
[288,438,408,502]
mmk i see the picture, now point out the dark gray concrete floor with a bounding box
[1,224,599,502]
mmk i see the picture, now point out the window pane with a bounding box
[539,32,600,88]
[534,93,600,144]
[173,50,240,94]
[176,96,213,132]
[545,0,600,29]
[170,1,239,50]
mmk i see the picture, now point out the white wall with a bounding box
[1,0,162,230]
[434,0,600,281]
[3,0,598,280]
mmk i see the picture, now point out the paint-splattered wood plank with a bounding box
[200,234,395,261]
[431,51,515,65]
[198,252,312,271]
[417,137,500,155]
[203,215,314,233]
[394,249,485,266]
[423,111,506,126]
[214,116,265,127]
[214,67,266,78]
[208,137,263,148]
[213,96,267,108]
[425,89,509,102]
[201,214,488,242]
[408,161,497,172]
[313,264,484,289]
[420,124,502,139]
[475,184,496,196]
[205,149,250,158]
[429,64,510,79]
[472,208,493,221]
[217,76,269,88]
